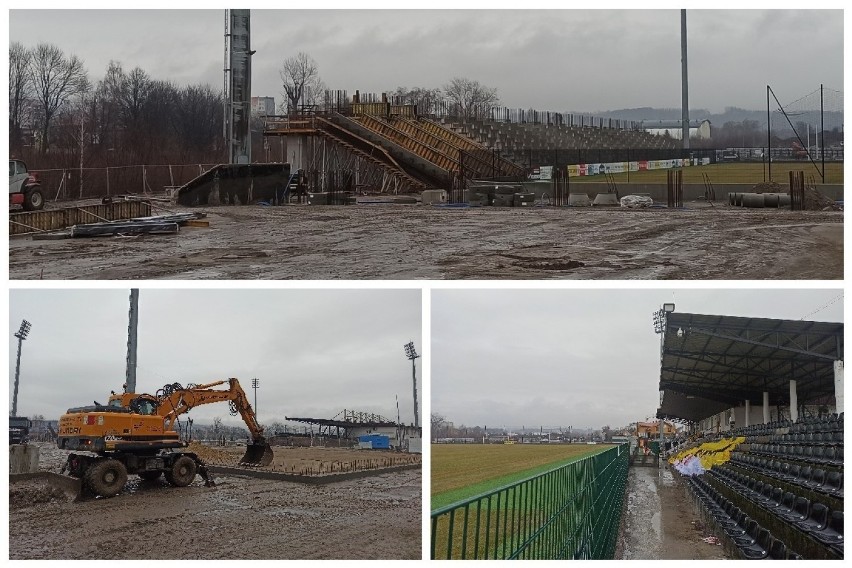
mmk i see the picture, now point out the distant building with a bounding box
[645,119,711,140]
[251,96,276,117]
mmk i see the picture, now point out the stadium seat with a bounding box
[738,527,771,560]
[802,468,827,490]
[794,502,829,533]
[821,470,843,498]
[768,537,787,559]
[810,510,843,549]
[777,497,810,523]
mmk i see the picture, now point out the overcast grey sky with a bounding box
[9,289,422,428]
[431,289,843,432]
[8,9,843,113]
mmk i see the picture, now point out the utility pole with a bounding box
[404,341,420,427]
[125,289,139,394]
[680,9,690,151]
[12,320,32,417]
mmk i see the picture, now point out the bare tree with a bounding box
[443,77,499,120]
[431,412,446,442]
[29,43,87,154]
[279,52,321,114]
[9,42,32,154]
[391,86,444,116]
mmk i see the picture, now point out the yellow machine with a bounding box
[58,378,273,498]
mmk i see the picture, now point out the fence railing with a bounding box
[430,444,629,560]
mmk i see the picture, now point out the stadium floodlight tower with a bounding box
[653,303,675,458]
[224,9,253,164]
[404,341,420,428]
[680,9,689,150]
[11,319,32,418]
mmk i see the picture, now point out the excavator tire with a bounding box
[138,470,163,481]
[165,455,197,487]
[239,443,274,466]
[85,458,128,498]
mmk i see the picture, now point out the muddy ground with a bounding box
[9,202,842,279]
[617,465,729,560]
[9,443,422,560]
[189,442,421,474]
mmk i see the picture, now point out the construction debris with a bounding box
[803,186,842,211]
[69,212,208,238]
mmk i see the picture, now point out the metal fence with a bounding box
[430,444,629,560]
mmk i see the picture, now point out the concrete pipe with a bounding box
[778,194,792,207]
[763,193,780,208]
[735,193,744,206]
[728,192,737,206]
[741,193,766,208]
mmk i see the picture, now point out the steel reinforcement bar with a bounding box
[430,444,629,560]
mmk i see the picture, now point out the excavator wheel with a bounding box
[239,443,274,467]
[165,455,197,487]
[138,470,163,481]
[85,458,128,498]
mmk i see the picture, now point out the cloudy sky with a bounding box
[8,289,422,427]
[8,8,843,113]
[431,289,843,432]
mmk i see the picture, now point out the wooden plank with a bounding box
[9,201,152,235]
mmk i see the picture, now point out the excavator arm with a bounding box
[154,378,272,466]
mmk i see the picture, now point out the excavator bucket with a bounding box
[239,442,273,466]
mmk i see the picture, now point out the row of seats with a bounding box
[708,467,843,556]
[730,454,844,499]
[686,475,798,559]
[748,443,844,468]
[788,414,844,434]
[770,431,844,446]
[723,414,843,441]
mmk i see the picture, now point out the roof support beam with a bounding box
[686,327,839,361]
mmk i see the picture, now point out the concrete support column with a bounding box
[745,399,750,427]
[789,380,798,423]
[763,391,770,424]
[835,360,844,413]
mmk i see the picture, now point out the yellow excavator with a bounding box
[57,378,273,498]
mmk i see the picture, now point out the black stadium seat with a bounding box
[795,502,829,533]
[768,538,787,559]
[778,497,810,524]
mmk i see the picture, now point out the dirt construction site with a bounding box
[9,442,422,560]
[8,200,843,280]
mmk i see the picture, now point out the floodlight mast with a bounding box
[404,341,420,428]
[12,319,32,418]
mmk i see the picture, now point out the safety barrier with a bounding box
[430,444,629,560]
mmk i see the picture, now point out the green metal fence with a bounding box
[430,444,629,560]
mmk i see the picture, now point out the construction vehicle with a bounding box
[9,416,31,444]
[57,378,273,498]
[9,159,44,211]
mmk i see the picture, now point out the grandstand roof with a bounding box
[656,312,843,422]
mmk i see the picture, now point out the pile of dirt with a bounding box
[186,441,235,465]
[10,480,70,509]
[751,181,784,192]
[803,186,842,211]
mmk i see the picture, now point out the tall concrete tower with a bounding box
[680,9,690,150]
[224,9,252,164]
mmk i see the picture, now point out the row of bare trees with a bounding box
[278,52,500,119]
[10,42,226,170]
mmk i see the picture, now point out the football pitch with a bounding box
[431,443,614,509]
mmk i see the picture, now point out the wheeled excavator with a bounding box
[57,378,273,498]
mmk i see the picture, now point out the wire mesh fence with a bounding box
[430,444,629,560]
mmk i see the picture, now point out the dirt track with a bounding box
[9,444,422,560]
[9,203,843,279]
[617,466,728,560]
